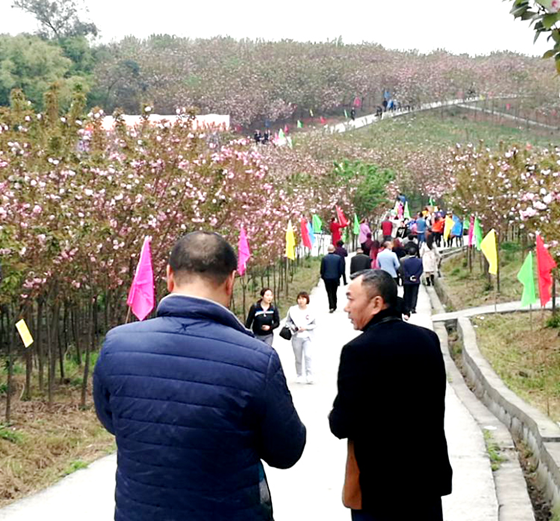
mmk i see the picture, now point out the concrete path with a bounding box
[432,299,552,322]
[0,269,500,521]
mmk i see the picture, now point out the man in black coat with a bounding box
[350,249,371,275]
[321,245,345,313]
[329,269,452,521]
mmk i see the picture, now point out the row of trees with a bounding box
[2,0,560,127]
[0,84,396,420]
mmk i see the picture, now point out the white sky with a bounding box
[0,0,551,56]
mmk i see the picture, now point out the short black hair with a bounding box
[169,231,237,286]
[350,269,397,307]
[336,240,344,247]
[297,291,310,304]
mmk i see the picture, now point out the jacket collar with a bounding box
[363,306,401,331]
[157,293,252,336]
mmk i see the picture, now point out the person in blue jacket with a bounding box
[94,231,306,521]
[402,242,423,314]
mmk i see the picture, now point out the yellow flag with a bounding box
[480,229,498,275]
[15,319,34,348]
[285,221,296,260]
[443,216,454,241]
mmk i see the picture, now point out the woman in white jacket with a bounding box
[420,234,441,286]
[286,291,317,384]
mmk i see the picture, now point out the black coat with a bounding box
[329,308,452,512]
[320,253,344,281]
[350,254,372,275]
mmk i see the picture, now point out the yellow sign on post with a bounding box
[15,319,34,348]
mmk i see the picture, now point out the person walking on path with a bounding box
[401,243,423,313]
[350,248,372,275]
[329,269,452,521]
[286,291,317,384]
[380,217,393,241]
[358,219,372,250]
[245,288,280,346]
[432,215,444,247]
[416,212,427,243]
[335,240,349,285]
[376,241,401,284]
[330,217,348,246]
[368,240,381,269]
[362,233,374,256]
[321,244,345,312]
[420,234,441,286]
[93,231,306,521]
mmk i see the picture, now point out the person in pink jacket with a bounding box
[358,219,372,249]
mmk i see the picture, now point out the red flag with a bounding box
[536,234,557,307]
[336,206,349,227]
[301,218,312,249]
[353,96,362,108]
[237,225,251,276]
[320,116,327,125]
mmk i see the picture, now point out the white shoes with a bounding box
[296,375,306,384]
[306,377,314,385]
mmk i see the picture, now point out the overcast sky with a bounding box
[0,0,551,56]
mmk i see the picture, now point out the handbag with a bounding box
[279,326,292,340]
[342,439,362,509]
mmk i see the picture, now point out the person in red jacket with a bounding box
[330,217,347,246]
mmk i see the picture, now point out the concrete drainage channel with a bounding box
[428,283,559,521]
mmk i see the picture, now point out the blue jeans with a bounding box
[351,497,443,521]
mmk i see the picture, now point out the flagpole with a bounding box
[125,306,131,324]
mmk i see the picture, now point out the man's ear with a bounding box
[224,271,236,297]
[166,265,175,293]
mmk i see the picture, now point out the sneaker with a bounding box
[296,375,306,384]
[306,377,314,385]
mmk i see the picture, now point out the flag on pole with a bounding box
[444,216,454,241]
[474,217,483,250]
[278,129,285,140]
[320,116,327,125]
[344,109,348,118]
[15,319,33,348]
[286,221,296,260]
[480,229,498,275]
[468,215,475,247]
[309,109,314,117]
[536,234,557,307]
[393,200,401,215]
[353,214,360,235]
[336,206,349,227]
[429,196,435,206]
[462,218,470,231]
[297,120,303,129]
[312,214,323,233]
[404,202,411,219]
[237,226,251,276]
[286,136,293,149]
[307,221,316,247]
[127,237,155,321]
[301,218,313,249]
[517,251,537,307]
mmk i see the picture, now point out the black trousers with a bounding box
[351,497,443,521]
[323,278,339,310]
[403,283,420,313]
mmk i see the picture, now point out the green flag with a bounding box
[353,214,360,235]
[517,251,537,307]
[297,120,303,129]
[312,214,322,233]
[474,217,483,251]
[344,109,348,118]
[404,201,411,219]
[342,227,348,243]
[429,196,435,206]
[463,219,470,230]
[278,129,285,140]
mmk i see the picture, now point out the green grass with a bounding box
[483,429,506,472]
[441,243,525,310]
[349,108,560,150]
[62,459,88,476]
[473,311,560,422]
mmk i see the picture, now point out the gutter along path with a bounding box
[0,258,505,521]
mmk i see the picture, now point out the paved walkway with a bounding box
[0,269,500,520]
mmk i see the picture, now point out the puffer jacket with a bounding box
[93,294,306,521]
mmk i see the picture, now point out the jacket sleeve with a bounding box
[329,344,364,439]
[271,306,280,330]
[93,346,115,436]
[257,350,306,468]
[245,304,256,329]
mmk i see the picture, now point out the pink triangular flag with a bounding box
[127,237,155,321]
[237,226,251,276]
[468,215,474,247]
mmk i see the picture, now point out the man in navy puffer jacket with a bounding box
[94,231,306,521]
